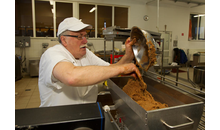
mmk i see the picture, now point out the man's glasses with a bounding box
[63,35,89,40]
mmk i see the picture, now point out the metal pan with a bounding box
[107,76,204,130]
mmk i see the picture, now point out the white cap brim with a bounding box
[57,17,92,36]
[67,23,92,32]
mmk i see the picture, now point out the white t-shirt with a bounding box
[38,44,110,107]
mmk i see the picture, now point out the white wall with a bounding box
[143,2,205,62]
[145,2,205,49]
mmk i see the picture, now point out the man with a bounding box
[38,17,141,107]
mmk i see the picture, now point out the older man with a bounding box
[38,17,141,107]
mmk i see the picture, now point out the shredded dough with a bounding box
[123,78,168,111]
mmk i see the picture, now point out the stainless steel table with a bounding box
[154,65,181,86]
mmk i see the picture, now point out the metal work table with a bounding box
[154,65,181,86]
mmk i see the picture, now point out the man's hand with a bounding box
[124,37,135,61]
[115,37,136,65]
[125,37,136,57]
[119,63,142,79]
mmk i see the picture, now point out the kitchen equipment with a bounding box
[15,36,31,73]
[29,58,40,77]
[42,43,49,54]
[103,26,131,38]
[131,26,157,71]
[187,65,205,89]
[107,76,204,130]
[15,55,23,81]
[15,103,105,130]
[103,26,161,40]
[193,66,205,88]
[102,26,161,63]
[110,54,124,64]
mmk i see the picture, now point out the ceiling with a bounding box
[169,0,205,5]
[145,0,205,8]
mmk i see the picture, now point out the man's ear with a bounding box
[60,36,67,47]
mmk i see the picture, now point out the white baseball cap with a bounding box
[57,17,92,36]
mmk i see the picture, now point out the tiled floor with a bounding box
[15,76,40,109]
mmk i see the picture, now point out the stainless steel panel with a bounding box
[29,58,40,77]
[107,77,148,121]
[147,103,203,130]
[102,26,161,40]
[109,83,149,130]
[108,76,204,130]
[193,66,205,88]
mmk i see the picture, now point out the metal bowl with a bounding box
[130,26,157,70]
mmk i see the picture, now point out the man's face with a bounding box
[62,30,88,59]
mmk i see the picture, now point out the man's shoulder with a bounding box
[41,44,66,59]
[48,44,62,51]
[45,44,65,54]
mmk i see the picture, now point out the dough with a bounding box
[126,27,166,111]
[144,39,157,71]
[122,78,168,111]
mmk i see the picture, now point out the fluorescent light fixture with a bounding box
[50,0,54,5]
[194,14,205,17]
[89,7,96,13]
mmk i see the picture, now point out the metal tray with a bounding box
[107,76,204,130]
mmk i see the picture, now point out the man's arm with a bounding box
[52,61,141,87]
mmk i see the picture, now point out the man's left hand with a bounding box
[113,37,136,65]
[124,37,136,62]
